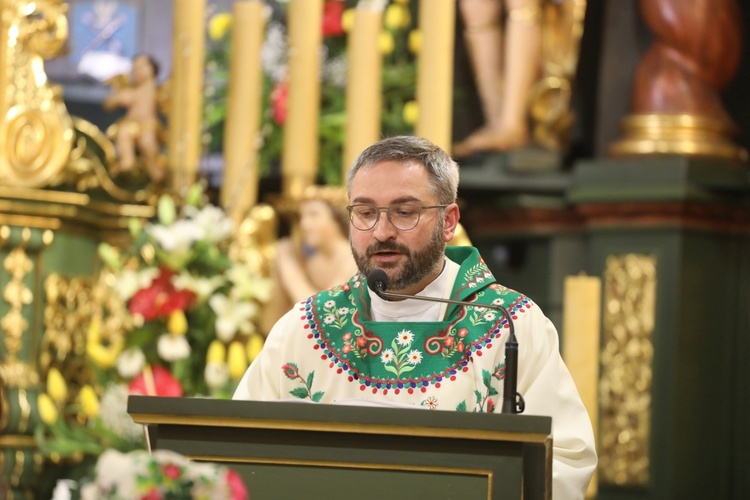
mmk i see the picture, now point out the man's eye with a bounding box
[394,206,417,217]
[356,208,376,218]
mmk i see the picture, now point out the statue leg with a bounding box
[137,131,167,184]
[457,0,505,128]
[115,126,136,173]
[454,0,542,157]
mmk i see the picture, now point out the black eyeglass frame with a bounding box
[346,203,449,231]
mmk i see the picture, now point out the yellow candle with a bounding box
[282,0,324,199]
[221,1,265,224]
[415,0,455,151]
[562,274,601,498]
[342,2,384,178]
[169,0,206,193]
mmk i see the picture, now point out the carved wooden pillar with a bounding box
[609,0,746,160]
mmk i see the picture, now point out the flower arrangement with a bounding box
[202,0,419,186]
[71,449,248,500]
[96,185,272,398]
[35,185,271,472]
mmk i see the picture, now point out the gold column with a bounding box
[169,0,207,193]
[220,1,266,224]
[415,0,455,151]
[562,274,601,498]
[282,0,324,199]
[342,1,385,178]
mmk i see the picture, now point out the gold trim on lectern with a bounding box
[130,412,550,444]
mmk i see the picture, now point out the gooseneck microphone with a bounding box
[366,269,525,414]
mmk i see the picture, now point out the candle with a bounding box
[169,0,206,193]
[415,0,455,151]
[342,1,385,178]
[220,1,265,224]
[282,0,324,199]
[562,274,601,497]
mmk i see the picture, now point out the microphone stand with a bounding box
[372,283,525,414]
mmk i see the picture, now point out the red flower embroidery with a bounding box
[282,363,300,379]
[356,336,367,347]
[322,0,345,37]
[128,267,196,321]
[444,337,454,347]
[342,332,352,341]
[457,328,468,338]
[487,399,495,413]
[342,344,351,353]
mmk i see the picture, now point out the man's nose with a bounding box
[372,210,398,240]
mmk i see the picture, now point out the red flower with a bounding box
[140,487,162,500]
[162,463,181,480]
[226,469,249,500]
[342,332,352,341]
[271,81,288,125]
[457,328,468,338]
[341,283,350,291]
[443,337,454,347]
[128,267,196,321]
[356,336,367,347]
[129,365,184,397]
[282,363,299,379]
[457,342,465,353]
[342,344,351,353]
[487,399,495,413]
[322,1,345,37]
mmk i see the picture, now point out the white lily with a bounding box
[116,349,146,379]
[185,204,234,243]
[114,268,160,301]
[208,293,258,341]
[157,334,191,362]
[226,264,273,302]
[147,220,204,253]
[172,272,226,300]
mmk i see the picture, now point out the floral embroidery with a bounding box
[302,247,534,395]
[382,330,422,377]
[456,369,500,413]
[421,396,438,410]
[281,363,324,402]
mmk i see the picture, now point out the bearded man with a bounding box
[234,136,596,498]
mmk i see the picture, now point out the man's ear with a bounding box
[442,204,460,243]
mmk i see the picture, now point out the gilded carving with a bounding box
[599,254,656,486]
[40,270,134,404]
[0,0,74,188]
[1,244,34,389]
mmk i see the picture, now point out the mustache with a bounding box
[366,241,411,258]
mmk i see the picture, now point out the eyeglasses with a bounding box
[346,204,448,231]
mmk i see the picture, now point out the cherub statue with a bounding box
[103,54,167,184]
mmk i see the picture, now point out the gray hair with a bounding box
[345,136,459,205]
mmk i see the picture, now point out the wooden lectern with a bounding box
[128,396,552,499]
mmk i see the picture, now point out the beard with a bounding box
[352,219,446,292]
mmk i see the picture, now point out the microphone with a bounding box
[366,269,525,414]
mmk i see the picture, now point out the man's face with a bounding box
[348,160,459,295]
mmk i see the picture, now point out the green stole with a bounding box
[301,246,530,394]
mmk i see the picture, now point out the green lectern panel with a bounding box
[225,462,516,500]
[128,396,551,499]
